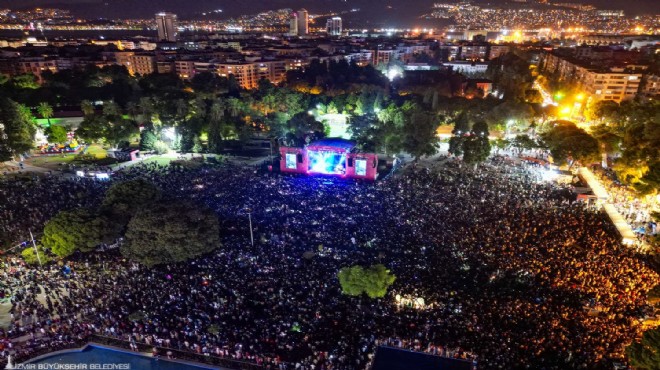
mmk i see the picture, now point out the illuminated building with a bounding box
[114,52,156,76]
[16,58,57,83]
[296,9,309,36]
[289,12,298,36]
[540,51,643,103]
[155,12,178,42]
[443,61,489,74]
[488,45,510,60]
[216,61,289,89]
[640,74,660,99]
[327,17,342,36]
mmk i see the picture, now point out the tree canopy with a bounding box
[462,121,492,168]
[337,264,396,299]
[626,327,660,370]
[41,208,121,257]
[0,97,37,161]
[122,201,220,267]
[540,121,600,169]
[45,125,68,144]
[102,178,162,218]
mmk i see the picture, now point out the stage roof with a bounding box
[372,347,474,370]
[307,138,356,151]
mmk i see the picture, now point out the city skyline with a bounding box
[0,0,658,22]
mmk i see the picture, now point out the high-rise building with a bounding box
[289,12,298,36]
[155,12,178,42]
[296,9,309,36]
[326,17,342,36]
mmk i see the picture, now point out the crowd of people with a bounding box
[0,175,107,249]
[592,166,658,246]
[0,156,658,370]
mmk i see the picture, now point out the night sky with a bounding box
[0,0,658,22]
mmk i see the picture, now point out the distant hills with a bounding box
[1,0,658,24]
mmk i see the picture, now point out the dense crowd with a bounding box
[1,157,658,370]
[0,176,107,249]
[592,167,658,245]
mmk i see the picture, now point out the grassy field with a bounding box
[139,156,175,166]
[24,145,113,171]
[84,144,108,159]
[25,153,77,171]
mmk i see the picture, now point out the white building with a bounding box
[296,9,309,36]
[327,17,342,36]
[155,12,178,42]
[443,61,489,74]
[289,12,298,36]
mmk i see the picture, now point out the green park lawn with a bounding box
[25,153,77,171]
[25,144,112,171]
[139,156,174,166]
[84,144,108,159]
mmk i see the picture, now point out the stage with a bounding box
[280,138,378,180]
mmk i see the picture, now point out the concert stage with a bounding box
[280,138,378,180]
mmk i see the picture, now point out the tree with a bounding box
[510,134,537,155]
[105,119,138,149]
[337,264,396,299]
[21,246,51,265]
[41,208,121,257]
[44,125,68,144]
[584,100,620,123]
[448,113,471,157]
[102,178,162,218]
[122,201,220,267]
[493,138,510,154]
[75,116,106,143]
[139,129,158,151]
[486,53,534,100]
[37,102,54,126]
[284,112,325,146]
[462,121,491,168]
[540,121,601,169]
[626,327,660,370]
[634,161,660,195]
[81,100,95,117]
[327,101,339,114]
[589,124,622,154]
[0,97,37,161]
[401,110,440,160]
[12,74,39,89]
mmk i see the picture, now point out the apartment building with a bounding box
[459,44,488,60]
[640,74,660,99]
[488,45,510,60]
[217,60,289,90]
[541,51,643,103]
[114,52,156,76]
[16,58,57,82]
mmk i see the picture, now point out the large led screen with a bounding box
[285,153,297,169]
[308,151,346,175]
[355,159,367,176]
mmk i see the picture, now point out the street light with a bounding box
[242,208,254,247]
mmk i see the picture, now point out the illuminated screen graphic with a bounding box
[308,151,346,175]
[355,159,367,176]
[285,153,297,169]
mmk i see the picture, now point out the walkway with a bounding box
[578,167,647,250]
